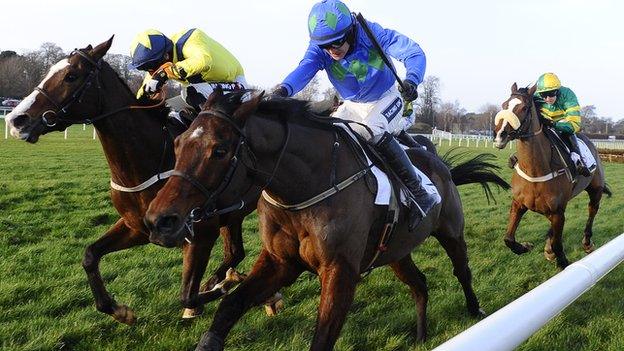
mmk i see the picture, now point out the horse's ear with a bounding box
[232,91,265,123]
[528,84,537,96]
[201,87,225,111]
[511,82,518,93]
[90,35,114,61]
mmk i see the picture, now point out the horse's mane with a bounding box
[204,90,337,131]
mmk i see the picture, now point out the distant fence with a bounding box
[0,107,12,116]
[433,233,624,351]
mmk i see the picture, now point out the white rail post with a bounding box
[433,233,624,351]
[93,127,97,140]
[4,118,7,139]
[64,129,68,140]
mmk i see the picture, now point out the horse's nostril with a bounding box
[155,214,181,234]
[11,114,29,129]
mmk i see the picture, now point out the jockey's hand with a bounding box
[157,62,182,79]
[399,79,418,102]
[270,85,289,98]
[144,70,168,94]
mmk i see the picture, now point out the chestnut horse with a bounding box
[145,90,510,350]
[494,83,611,269]
[5,37,260,323]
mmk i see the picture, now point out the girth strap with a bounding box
[261,166,371,211]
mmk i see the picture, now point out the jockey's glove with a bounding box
[144,70,168,94]
[399,79,418,102]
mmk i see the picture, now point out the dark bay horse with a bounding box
[5,37,260,323]
[144,89,510,350]
[494,83,611,269]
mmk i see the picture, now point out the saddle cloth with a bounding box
[546,129,597,171]
[334,124,440,206]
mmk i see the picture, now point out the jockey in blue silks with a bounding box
[273,0,440,230]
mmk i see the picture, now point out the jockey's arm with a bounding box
[372,21,426,85]
[175,42,212,80]
[280,46,324,96]
[556,90,582,134]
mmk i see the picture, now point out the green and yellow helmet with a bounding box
[128,29,173,70]
[536,73,561,93]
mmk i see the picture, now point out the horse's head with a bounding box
[144,89,264,247]
[5,37,114,143]
[493,83,537,149]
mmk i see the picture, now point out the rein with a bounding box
[506,92,543,141]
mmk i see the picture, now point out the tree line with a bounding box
[1,42,622,136]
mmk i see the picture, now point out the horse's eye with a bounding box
[64,73,78,82]
[212,147,228,159]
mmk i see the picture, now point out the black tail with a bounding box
[603,182,613,198]
[443,149,511,203]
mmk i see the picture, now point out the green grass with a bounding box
[1,123,623,351]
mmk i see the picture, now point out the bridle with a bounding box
[35,49,165,128]
[505,91,543,141]
[171,106,290,225]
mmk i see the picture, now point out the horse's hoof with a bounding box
[111,304,136,325]
[544,250,556,262]
[583,242,595,254]
[521,242,534,251]
[195,331,224,351]
[471,308,487,318]
[264,292,284,316]
[182,306,204,319]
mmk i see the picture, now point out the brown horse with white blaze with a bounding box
[5,37,260,323]
[145,89,510,350]
[494,83,611,269]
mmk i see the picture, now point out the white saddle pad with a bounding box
[578,139,597,169]
[334,124,441,206]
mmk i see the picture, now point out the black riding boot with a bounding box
[396,130,424,149]
[565,134,591,177]
[375,132,439,231]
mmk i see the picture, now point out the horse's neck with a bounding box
[516,101,553,173]
[93,71,171,186]
[248,115,353,202]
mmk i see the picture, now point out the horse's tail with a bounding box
[603,182,613,198]
[442,148,511,203]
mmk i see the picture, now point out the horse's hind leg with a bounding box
[196,249,303,351]
[180,221,220,319]
[389,255,428,342]
[201,219,245,292]
[582,184,604,253]
[434,229,485,317]
[504,200,533,254]
[82,219,149,325]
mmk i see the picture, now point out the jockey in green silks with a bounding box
[534,72,591,176]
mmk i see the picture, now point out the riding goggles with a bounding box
[539,90,559,98]
[320,35,348,49]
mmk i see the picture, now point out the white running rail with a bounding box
[433,233,624,351]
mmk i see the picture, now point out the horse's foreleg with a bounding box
[310,261,359,351]
[201,220,245,292]
[548,211,569,269]
[390,256,428,342]
[82,219,149,325]
[180,221,220,319]
[504,200,532,254]
[583,185,603,254]
[544,228,555,261]
[195,249,302,351]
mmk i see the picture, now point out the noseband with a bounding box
[506,92,543,140]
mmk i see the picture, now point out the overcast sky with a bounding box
[2,0,623,119]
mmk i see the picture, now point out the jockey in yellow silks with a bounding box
[534,72,590,176]
[129,28,246,111]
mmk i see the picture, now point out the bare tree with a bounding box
[295,75,322,101]
[415,76,440,127]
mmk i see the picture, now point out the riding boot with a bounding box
[566,134,591,177]
[375,132,439,231]
[396,130,424,149]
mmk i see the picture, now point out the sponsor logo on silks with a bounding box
[381,97,402,122]
[207,82,245,91]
